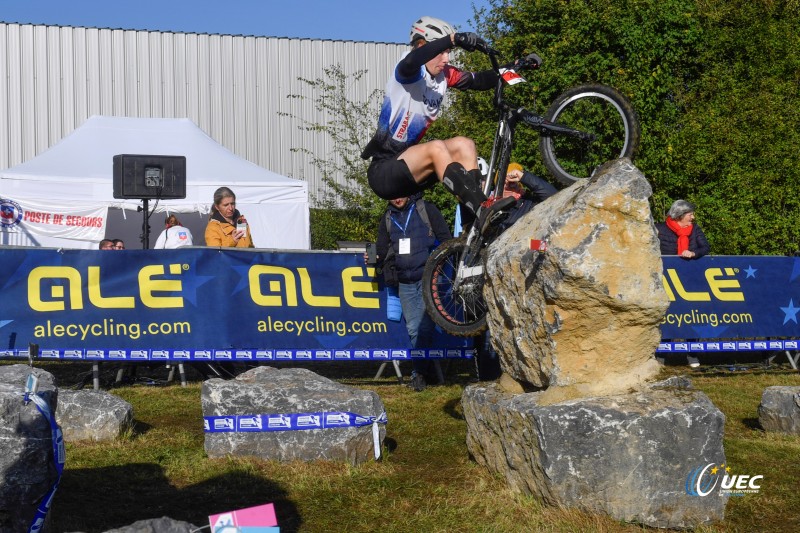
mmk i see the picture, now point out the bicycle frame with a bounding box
[458,50,530,273]
[423,47,641,336]
[482,50,519,203]
[482,50,596,198]
[460,49,596,261]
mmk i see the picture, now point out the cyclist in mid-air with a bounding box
[362,16,504,225]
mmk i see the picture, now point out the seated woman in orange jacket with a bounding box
[204,186,254,248]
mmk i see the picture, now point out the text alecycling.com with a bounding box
[258,315,388,337]
[33,319,191,341]
[663,309,753,328]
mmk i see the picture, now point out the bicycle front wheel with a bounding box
[539,83,640,185]
[422,237,488,337]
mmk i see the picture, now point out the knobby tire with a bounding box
[539,83,640,185]
[422,236,488,337]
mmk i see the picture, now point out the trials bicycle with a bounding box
[421,46,641,337]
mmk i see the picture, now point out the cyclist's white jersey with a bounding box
[362,52,473,161]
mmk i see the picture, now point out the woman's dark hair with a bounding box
[165,214,181,227]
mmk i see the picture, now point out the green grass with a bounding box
[10,359,800,532]
[668,365,800,532]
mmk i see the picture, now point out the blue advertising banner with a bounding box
[3,248,800,360]
[0,247,470,362]
[658,255,800,353]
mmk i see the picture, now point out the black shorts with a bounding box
[367,157,436,200]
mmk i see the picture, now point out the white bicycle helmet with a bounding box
[410,16,455,44]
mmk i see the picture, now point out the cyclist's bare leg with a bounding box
[398,137,478,180]
[399,137,485,213]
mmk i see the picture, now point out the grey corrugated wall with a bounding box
[0,22,406,206]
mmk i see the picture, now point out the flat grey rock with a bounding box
[202,366,385,464]
[95,516,200,533]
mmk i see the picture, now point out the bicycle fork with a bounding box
[452,226,484,293]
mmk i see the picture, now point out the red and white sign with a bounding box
[530,239,548,252]
[500,68,526,85]
[2,197,107,242]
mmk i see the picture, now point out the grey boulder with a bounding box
[462,378,728,529]
[0,364,60,533]
[56,389,134,442]
[758,385,800,434]
[484,158,668,403]
[202,366,385,464]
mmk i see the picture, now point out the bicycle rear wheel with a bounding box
[422,237,488,337]
[539,83,640,185]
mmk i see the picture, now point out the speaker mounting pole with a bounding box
[137,199,152,250]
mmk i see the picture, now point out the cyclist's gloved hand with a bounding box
[510,53,542,71]
[524,52,543,69]
[454,32,486,52]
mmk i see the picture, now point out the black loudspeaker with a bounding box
[113,154,187,200]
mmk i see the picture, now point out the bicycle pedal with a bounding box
[483,196,517,213]
[477,196,517,235]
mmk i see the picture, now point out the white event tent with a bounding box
[0,116,309,250]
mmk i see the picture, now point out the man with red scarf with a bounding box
[655,199,710,259]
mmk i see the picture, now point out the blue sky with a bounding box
[0,0,493,43]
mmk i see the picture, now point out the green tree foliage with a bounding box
[308,207,376,250]
[438,0,800,254]
[283,65,382,212]
[293,1,800,253]
[671,0,800,254]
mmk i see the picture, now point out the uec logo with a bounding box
[686,463,763,496]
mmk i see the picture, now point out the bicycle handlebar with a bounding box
[487,47,543,110]
[485,47,543,72]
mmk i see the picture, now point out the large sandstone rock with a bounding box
[758,386,800,434]
[56,389,134,442]
[462,378,728,529]
[0,365,60,533]
[484,158,668,403]
[202,366,385,464]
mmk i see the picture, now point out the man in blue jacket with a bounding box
[376,193,452,391]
